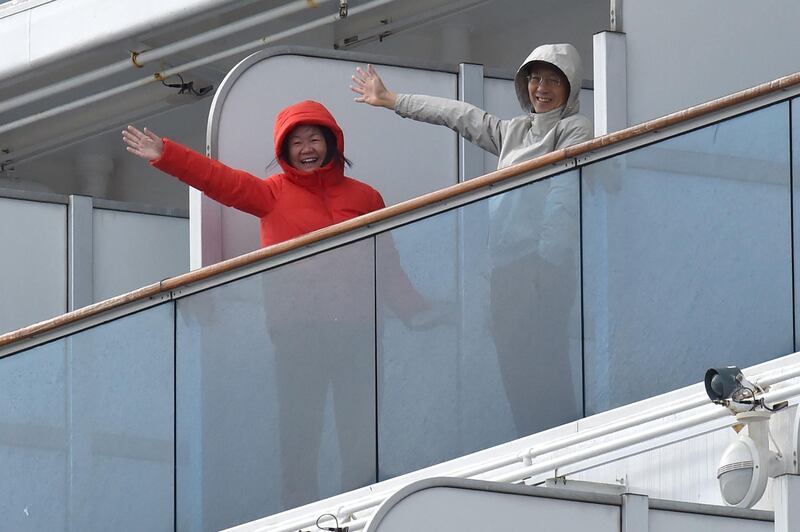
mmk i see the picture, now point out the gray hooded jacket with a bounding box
[394,43,592,170]
[394,44,591,267]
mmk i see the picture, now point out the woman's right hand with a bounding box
[350,64,397,110]
[122,125,164,160]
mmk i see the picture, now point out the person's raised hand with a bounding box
[350,64,397,110]
[122,125,164,161]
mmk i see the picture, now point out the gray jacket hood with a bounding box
[514,43,583,117]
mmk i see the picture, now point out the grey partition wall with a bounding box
[0,191,188,335]
[0,196,67,333]
[202,50,459,267]
[93,209,189,301]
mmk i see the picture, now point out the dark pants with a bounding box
[489,253,579,436]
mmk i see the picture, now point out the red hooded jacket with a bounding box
[151,100,385,246]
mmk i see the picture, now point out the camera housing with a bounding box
[716,411,782,508]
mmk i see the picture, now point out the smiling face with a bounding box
[286,125,328,171]
[527,63,569,114]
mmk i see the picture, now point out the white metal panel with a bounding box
[0,197,66,334]
[208,53,458,263]
[369,486,620,532]
[567,423,738,507]
[92,209,188,302]
[0,0,234,75]
[649,509,771,532]
[0,8,29,69]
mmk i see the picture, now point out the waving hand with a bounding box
[350,64,397,110]
[122,125,164,161]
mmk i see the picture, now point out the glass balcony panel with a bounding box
[0,304,175,531]
[377,170,583,479]
[176,239,376,531]
[582,102,793,414]
[792,97,800,348]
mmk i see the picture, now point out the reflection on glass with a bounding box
[582,102,793,414]
[377,170,582,479]
[0,304,175,531]
[176,240,376,531]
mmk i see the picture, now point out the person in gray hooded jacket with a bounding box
[350,42,591,169]
[352,44,591,436]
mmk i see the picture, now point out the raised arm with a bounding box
[122,125,278,217]
[351,65,505,156]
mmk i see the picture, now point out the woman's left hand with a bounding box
[350,64,397,110]
[122,125,164,161]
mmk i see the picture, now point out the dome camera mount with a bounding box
[717,410,783,508]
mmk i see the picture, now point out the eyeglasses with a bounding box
[526,74,562,88]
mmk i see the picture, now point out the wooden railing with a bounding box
[2,70,800,351]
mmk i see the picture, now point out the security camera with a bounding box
[716,411,782,508]
[705,366,764,414]
[705,366,789,507]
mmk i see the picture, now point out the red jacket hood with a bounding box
[273,100,346,187]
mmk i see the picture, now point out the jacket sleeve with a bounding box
[395,94,505,156]
[372,188,386,211]
[151,138,278,217]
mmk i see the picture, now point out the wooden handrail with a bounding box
[2,70,800,350]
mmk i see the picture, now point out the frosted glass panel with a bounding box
[582,102,793,414]
[0,304,175,531]
[377,170,582,478]
[0,197,66,334]
[792,97,800,348]
[176,240,376,531]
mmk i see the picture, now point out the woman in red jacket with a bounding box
[124,100,436,510]
[122,99,385,246]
